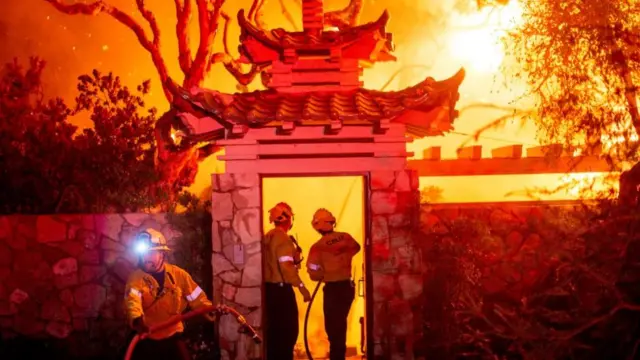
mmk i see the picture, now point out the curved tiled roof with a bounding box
[169,68,465,138]
[237,9,390,51]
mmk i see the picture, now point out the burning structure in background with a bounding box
[0,0,616,202]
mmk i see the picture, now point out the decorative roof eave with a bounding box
[237,9,390,51]
[168,68,465,139]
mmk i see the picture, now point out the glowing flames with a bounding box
[447,0,523,73]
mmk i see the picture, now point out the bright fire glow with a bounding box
[262,176,366,358]
[447,1,523,73]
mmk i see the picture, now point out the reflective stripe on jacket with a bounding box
[307,231,360,282]
[263,227,303,286]
[124,263,212,340]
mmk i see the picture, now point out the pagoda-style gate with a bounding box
[170,0,465,358]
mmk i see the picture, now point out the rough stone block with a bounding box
[9,288,29,304]
[213,253,237,275]
[233,208,261,244]
[123,214,148,227]
[51,241,84,257]
[0,267,9,282]
[219,312,241,342]
[0,217,11,239]
[388,213,409,228]
[388,299,413,336]
[232,187,260,209]
[222,283,237,301]
[219,270,242,285]
[371,191,398,215]
[389,229,412,249]
[221,228,239,248]
[235,287,261,308]
[79,250,101,265]
[241,253,262,287]
[95,215,124,242]
[394,171,411,192]
[74,284,107,311]
[372,273,396,302]
[213,174,236,192]
[41,299,71,322]
[371,216,389,246]
[233,173,259,188]
[36,216,67,243]
[397,274,423,302]
[370,171,395,190]
[101,237,125,251]
[0,243,12,267]
[0,300,16,316]
[14,316,44,335]
[80,265,107,283]
[54,273,79,290]
[8,223,29,250]
[59,289,75,307]
[46,321,73,339]
[103,251,120,267]
[53,258,78,276]
[212,192,234,221]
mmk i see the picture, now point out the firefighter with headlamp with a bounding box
[124,228,215,360]
[263,202,311,360]
[307,208,361,360]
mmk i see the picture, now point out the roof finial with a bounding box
[302,0,324,34]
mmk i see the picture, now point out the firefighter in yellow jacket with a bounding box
[263,202,311,360]
[307,208,361,360]
[124,228,214,360]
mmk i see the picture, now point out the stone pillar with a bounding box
[211,173,263,360]
[369,169,422,360]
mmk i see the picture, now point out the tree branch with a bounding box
[189,0,225,88]
[211,11,268,89]
[278,0,299,31]
[44,0,172,101]
[174,0,193,75]
[136,0,160,47]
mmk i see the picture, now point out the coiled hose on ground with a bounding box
[124,304,261,360]
[304,280,323,360]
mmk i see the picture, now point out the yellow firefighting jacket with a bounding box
[263,227,303,287]
[124,263,213,340]
[307,231,361,282]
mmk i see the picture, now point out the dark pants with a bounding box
[323,280,355,360]
[130,332,191,360]
[265,283,299,360]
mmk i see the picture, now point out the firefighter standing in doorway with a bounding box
[124,228,215,360]
[263,202,312,360]
[307,208,361,360]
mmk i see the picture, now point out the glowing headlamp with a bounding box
[133,232,152,255]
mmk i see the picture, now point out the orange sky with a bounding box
[1,0,612,202]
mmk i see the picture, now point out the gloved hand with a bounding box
[132,317,149,334]
[204,311,217,322]
[298,285,311,303]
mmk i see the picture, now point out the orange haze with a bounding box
[0,0,613,203]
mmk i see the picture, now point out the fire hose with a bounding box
[303,279,323,360]
[123,304,261,360]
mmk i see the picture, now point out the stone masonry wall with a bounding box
[369,169,423,360]
[0,213,177,359]
[211,173,262,360]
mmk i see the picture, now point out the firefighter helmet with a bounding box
[134,228,171,254]
[269,202,294,223]
[312,208,336,232]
